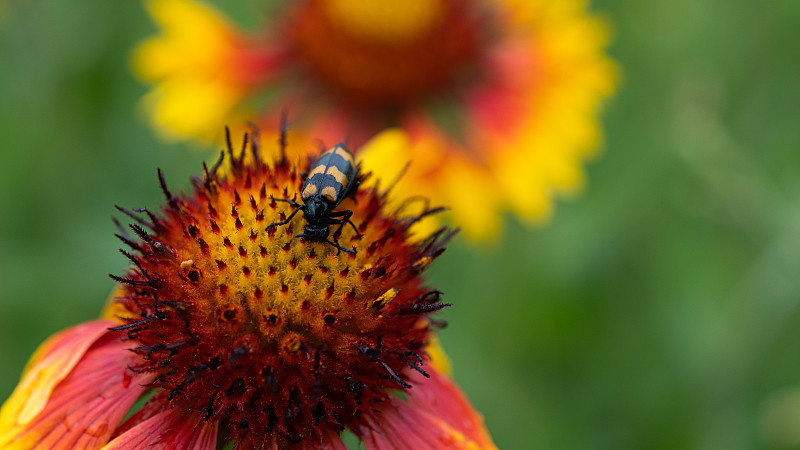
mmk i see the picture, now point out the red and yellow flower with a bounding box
[0,129,495,449]
[133,0,618,239]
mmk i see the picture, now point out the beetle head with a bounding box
[303,196,331,225]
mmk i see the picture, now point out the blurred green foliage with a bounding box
[1,0,800,449]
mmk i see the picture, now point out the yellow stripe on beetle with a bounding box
[307,165,327,178]
[325,145,354,166]
[302,184,318,198]
[321,186,337,203]
[336,146,355,166]
[326,166,349,185]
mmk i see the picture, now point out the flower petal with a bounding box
[361,368,496,449]
[133,0,234,81]
[360,124,503,240]
[131,0,252,143]
[0,320,114,430]
[0,322,154,449]
[110,391,170,439]
[425,335,452,377]
[101,285,136,322]
[101,409,218,450]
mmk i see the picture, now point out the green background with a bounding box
[2,0,800,448]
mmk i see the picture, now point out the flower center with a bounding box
[112,136,451,447]
[322,0,446,43]
[285,0,482,108]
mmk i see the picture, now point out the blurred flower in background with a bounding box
[133,0,617,239]
[0,131,496,448]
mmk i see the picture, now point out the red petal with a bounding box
[102,408,218,450]
[0,323,154,449]
[361,369,496,450]
[1,320,113,425]
[111,391,170,439]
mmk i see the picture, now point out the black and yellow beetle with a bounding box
[267,144,361,254]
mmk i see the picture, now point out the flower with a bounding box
[0,128,496,449]
[133,0,618,239]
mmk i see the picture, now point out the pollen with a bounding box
[110,129,453,447]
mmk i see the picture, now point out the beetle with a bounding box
[266,143,361,254]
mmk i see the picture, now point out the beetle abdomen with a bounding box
[302,144,356,203]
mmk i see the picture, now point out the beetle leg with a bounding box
[329,209,361,237]
[325,218,357,255]
[327,216,346,239]
[323,220,345,253]
[265,205,302,230]
[271,195,301,208]
[327,238,355,255]
[294,232,355,255]
[331,241,356,254]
